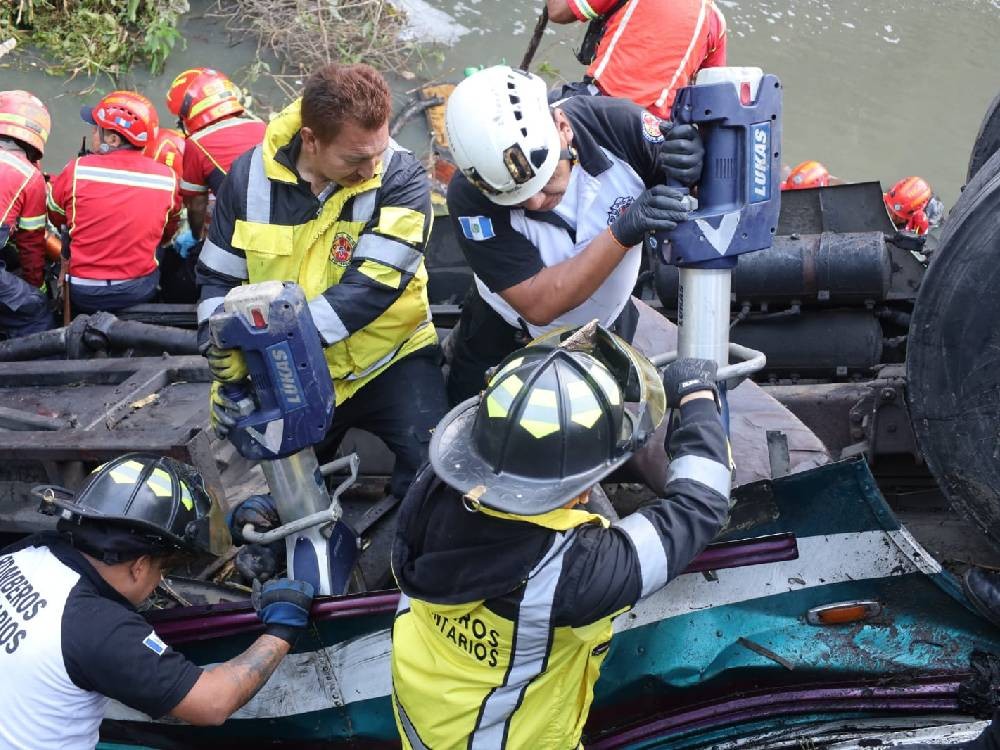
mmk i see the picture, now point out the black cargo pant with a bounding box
[445,286,639,406]
[315,344,448,500]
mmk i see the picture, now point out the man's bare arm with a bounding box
[185,194,210,239]
[546,0,577,23]
[169,634,290,726]
[499,228,630,326]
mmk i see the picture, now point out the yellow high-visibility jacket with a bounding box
[196,99,436,403]
[391,398,733,749]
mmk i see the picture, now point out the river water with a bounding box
[3,0,998,206]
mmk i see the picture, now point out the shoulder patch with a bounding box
[142,631,167,656]
[641,111,665,143]
[458,216,496,241]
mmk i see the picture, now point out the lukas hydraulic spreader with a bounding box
[650,67,783,417]
[210,281,358,595]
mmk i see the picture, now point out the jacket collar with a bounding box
[262,98,395,189]
[262,98,305,184]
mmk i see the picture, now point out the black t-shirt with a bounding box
[0,533,202,749]
[446,95,666,295]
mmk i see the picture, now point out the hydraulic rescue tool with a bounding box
[209,280,358,595]
[650,67,782,417]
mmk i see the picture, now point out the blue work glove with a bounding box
[227,494,280,545]
[253,578,315,645]
[206,344,248,383]
[610,185,691,248]
[658,122,704,187]
[173,228,198,258]
[662,357,719,408]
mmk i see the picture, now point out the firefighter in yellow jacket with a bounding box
[195,63,447,500]
[391,326,732,748]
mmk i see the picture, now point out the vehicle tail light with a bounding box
[806,600,881,626]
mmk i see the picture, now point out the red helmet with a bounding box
[782,161,830,191]
[166,68,244,134]
[0,90,51,157]
[145,127,185,178]
[84,91,159,148]
[884,176,933,225]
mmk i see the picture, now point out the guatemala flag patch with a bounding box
[458,216,496,241]
[142,631,167,656]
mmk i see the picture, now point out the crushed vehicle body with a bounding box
[93,459,1000,748]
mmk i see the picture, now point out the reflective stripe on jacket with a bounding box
[47,150,181,281]
[195,99,436,404]
[0,148,47,287]
[391,398,732,749]
[180,116,266,196]
[586,0,727,118]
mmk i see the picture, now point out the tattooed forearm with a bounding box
[214,635,290,709]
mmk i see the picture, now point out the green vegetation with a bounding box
[3,0,188,80]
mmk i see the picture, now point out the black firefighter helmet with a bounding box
[430,323,666,515]
[34,453,214,563]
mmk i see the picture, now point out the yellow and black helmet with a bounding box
[430,323,666,514]
[34,453,213,559]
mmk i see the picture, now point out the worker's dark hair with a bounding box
[300,63,391,143]
[0,135,42,164]
[58,518,197,567]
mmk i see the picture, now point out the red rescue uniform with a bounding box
[0,148,47,287]
[48,149,181,281]
[179,116,266,198]
[568,0,727,118]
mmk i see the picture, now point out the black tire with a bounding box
[907,158,1000,544]
[937,148,1000,255]
[967,89,1000,185]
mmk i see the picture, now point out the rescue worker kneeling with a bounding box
[197,63,447,502]
[0,454,314,750]
[391,328,732,749]
[0,89,54,338]
[48,91,181,314]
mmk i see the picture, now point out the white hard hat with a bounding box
[445,66,561,206]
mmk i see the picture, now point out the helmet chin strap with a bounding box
[558,146,577,164]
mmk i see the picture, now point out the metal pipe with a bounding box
[106,320,198,353]
[651,342,766,385]
[0,327,68,361]
[261,450,331,521]
[677,268,731,367]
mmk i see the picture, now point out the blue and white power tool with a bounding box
[651,66,783,269]
[653,68,782,430]
[210,281,358,596]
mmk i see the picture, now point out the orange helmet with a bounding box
[82,91,159,148]
[145,127,185,178]
[0,90,51,157]
[782,161,830,190]
[884,176,933,225]
[166,68,244,134]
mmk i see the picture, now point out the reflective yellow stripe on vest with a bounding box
[392,529,604,750]
[234,136,436,403]
[0,150,34,226]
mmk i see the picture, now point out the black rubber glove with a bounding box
[662,357,719,407]
[658,122,704,187]
[235,543,283,584]
[610,185,691,248]
[253,578,315,646]
[227,494,280,546]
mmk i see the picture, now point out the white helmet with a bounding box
[445,66,561,206]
